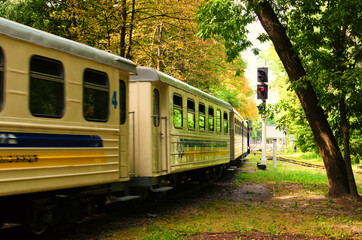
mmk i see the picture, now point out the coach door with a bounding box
[119,80,128,178]
[152,88,163,174]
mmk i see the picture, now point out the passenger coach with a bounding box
[129,67,233,187]
[0,17,136,232]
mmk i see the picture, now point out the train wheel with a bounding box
[30,225,47,235]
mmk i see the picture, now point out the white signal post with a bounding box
[261,107,267,165]
[273,138,277,167]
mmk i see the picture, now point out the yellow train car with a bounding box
[230,108,249,163]
[129,67,233,188]
[0,18,136,231]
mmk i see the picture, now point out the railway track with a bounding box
[267,155,362,175]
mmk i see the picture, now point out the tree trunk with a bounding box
[252,0,350,197]
[156,23,164,71]
[334,21,359,199]
[339,97,359,198]
[126,0,136,60]
[105,16,111,50]
[119,0,127,57]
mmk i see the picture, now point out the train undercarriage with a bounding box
[0,161,244,234]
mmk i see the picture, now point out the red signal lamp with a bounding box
[257,83,268,100]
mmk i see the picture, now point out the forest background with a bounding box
[0,0,360,164]
[0,0,257,120]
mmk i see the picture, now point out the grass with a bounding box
[237,156,329,194]
[277,151,324,165]
[103,154,362,240]
[253,151,362,194]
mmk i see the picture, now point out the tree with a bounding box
[286,0,362,198]
[1,0,258,119]
[0,0,52,29]
[197,0,361,198]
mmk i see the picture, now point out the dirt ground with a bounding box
[187,163,362,240]
[1,162,360,240]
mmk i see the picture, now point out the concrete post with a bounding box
[261,114,267,165]
[273,138,277,167]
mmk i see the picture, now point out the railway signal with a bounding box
[257,67,268,83]
[257,83,268,100]
[256,67,268,100]
[256,67,268,169]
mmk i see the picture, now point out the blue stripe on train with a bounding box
[0,132,103,148]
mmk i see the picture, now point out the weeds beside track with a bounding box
[263,154,362,175]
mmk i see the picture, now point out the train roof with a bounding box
[0,17,137,74]
[233,108,244,120]
[130,66,233,109]
[233,108,249,126]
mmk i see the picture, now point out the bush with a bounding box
[352,154,360,165]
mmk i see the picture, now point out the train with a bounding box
[0,17,249,233]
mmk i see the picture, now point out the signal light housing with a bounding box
[257,84,268,100]
[257,67,268,83]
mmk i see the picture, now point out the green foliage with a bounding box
[0,0,51,30]
[352,154,360,165]
[197,0,362,164]
[285,0,362,156]
[248,117,262,141]
[196,0,255,61]
[256,33,270,43]
[173,109,183,128]
[211,87,243,109]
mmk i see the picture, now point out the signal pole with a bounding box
[257,67,268,169]
[261,111,267,165]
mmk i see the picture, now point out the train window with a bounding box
[235,119,242,135]
[208,106,214,132]
[83,69,109,122]
[199,103,205,131]
[216,109,221,133]
[187,99,195,130]
[235,119,238,134]
[30,55,64,118]
[223,112,228,134]
[173,94,183,128]
[120,80,126,124]
[153,89,160,127]
[0,47,3,111]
